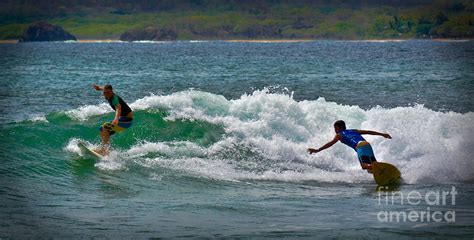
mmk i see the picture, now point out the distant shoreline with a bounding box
[1,38,472,44]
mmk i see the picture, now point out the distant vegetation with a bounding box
[0,0,473,40]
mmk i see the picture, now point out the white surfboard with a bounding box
[78,141,104,159]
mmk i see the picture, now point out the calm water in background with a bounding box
[0,40,473,238]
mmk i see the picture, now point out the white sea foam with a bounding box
[95,151,125,171]
[64,139,125,170]
[126,141,208,158]
[65,103,111,120]
[65,89,474,184]
[28,115,48,122]
[131,40,169,44]
[64,138,83,155]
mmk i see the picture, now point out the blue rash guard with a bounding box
[339,129,366,151]
[339,129,377,165]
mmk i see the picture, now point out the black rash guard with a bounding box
[107,94,132,117]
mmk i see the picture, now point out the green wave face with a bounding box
[0,109,225,180]
[2,109,225,152]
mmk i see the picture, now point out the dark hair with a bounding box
[104,84,113,90]
[334,120,346,130]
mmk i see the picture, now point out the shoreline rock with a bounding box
[19,22,76,42]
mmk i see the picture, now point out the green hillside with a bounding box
[0,0,473,40]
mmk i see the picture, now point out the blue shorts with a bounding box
[356,141,377,165]
[99,116,133,135]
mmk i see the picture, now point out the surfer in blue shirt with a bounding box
[93,84,133,155]
[307,120,391,173]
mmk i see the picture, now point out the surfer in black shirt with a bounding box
[93,84,133,155]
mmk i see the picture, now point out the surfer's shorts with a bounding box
[99,117,133,135]
[356,141,377,165]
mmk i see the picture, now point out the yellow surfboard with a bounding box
[372,162,401,186]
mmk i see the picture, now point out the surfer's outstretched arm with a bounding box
[308,135,340,154]
[357,130,392,139]
[93,84,104,91]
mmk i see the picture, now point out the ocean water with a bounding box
[0,40,473,238]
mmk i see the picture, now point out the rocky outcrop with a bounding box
[19,22,76,42]
[119,27,178,41]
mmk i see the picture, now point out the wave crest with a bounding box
[64,89,474,184]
